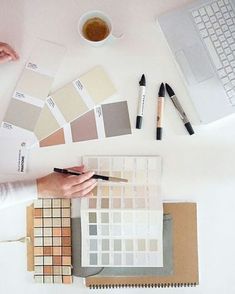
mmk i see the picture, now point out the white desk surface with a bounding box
[1,0,235,293]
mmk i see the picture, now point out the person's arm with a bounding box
[0,179,37,209]
[0,166,96,209]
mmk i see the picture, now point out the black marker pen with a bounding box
[136,74,146,129]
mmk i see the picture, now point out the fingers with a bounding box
[0,55,12,64]
[66,170,94,187]
[66,165,85,172]
[71,178,97,194]
[71,181,97,198]
[0,42,19,62]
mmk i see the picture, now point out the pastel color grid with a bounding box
[33,199,72,284]
[80,156,163,267]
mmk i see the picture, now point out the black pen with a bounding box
[156,83,165,140]
[54,168,128,183]
[165,83,194,135]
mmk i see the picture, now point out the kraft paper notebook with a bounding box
[1,39,65,145]
[85,202,199,288]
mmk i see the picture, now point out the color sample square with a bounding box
[101,213,109,223]
[90,239,97,251]
[90,253,97,265]
[101,225,109,236]
[89,212,97,223]
[101,198,109,209]
[112,198,121,209]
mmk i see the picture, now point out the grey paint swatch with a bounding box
[102,101,132,137]
[4,99,42,131]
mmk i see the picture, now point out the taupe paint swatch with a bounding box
[4,99,42,131]
[70,110,98,142]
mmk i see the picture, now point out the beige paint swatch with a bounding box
[52,83,87,122]
[34,105,60,139]
[79,66,116,104]
[16,69,53,100]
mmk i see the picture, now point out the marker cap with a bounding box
[185,122,195,135]
[136,116,143,129]
[156,128,162,140]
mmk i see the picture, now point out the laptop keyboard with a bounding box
[192,0,235,105]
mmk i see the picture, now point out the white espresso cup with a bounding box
[78,10,122,46]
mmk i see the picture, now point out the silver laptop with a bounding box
[159,0,235,123]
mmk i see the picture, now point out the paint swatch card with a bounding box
[39,101,132,148]
[80,156,163,267]
[0,136,29,174]
[1,39,65,143]
[34,66,117,141]
[33,198,72,284]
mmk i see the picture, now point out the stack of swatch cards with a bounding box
[0,39,132,173]
[0,39,66,145]
[80,156,163,268]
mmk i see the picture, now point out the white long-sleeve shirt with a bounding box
[0,180,37,209]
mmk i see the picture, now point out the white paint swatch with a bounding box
[80,156,163,267]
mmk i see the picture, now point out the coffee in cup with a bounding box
[82,17,110,42]
[78,11,123,47]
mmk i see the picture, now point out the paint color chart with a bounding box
[33,199,72,284]
[81,156,163,267]
[34,66,117,141]
[39,101,131,148]
[1,40,65,143]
